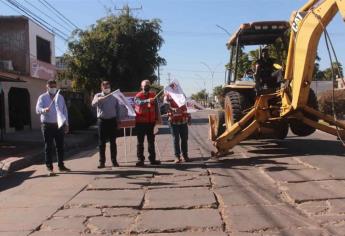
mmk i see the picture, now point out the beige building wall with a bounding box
[28,20,55,66]
[1,77,46,132]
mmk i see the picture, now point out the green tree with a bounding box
[269,31,290,65]
[191,89,208,101]
[323,62,343,81]
[213,85,224,98]
[64,12,166,93]
[248,49,260,62]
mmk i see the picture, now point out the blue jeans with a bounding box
[169,123,188,158]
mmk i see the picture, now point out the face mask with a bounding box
[48,87,57,94]
[144,86,150,92]
[103,88,111,94]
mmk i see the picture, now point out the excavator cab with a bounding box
[226,21,290,90]
[213,21,291,141]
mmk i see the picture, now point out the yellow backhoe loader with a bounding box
[209,0,345,157]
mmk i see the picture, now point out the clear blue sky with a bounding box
[1,0,345,96]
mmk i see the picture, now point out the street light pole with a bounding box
[200,61,221,101]
[195,73,207,92]
[216,24,232,85]
[216,24,231,36]
[194,74,208,106]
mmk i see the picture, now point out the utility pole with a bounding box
[167,73,171,84]
[157,65,160,85]
[114,4,142,16]
[200,62,221,96]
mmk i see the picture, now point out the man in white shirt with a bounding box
[36,80,70,176]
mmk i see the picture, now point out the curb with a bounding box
[0,133,97,177]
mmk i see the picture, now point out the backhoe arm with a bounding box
[284,0,345,111]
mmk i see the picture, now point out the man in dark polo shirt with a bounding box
[92,81,120,168]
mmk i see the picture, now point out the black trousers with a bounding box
[98,118,117,164]
[41,123,65,168]
[136,123,156,162]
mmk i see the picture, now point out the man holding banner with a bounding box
[92,81,120,169]
[134,80,161,167]
[36,80,70,176]
[164,79,191,163]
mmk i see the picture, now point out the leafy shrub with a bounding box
[68,103,86,131]
[318,89,345,119]
[79,103,96,126]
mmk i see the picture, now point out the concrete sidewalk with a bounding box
[0,127,98,176]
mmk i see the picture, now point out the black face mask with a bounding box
[144,86,150,92]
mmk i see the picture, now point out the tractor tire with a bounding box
[213,110,226,139]
[289,88,318,136]
[274,120,289,139]
[224,90,252,130]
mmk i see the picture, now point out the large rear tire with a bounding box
[224,90,252,130]
[289,89,318,136]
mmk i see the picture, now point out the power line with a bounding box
[97,0,108,9]
[5,0,69,41]
[55,44,65,55]
[0,0,22,15]
[38,0,79,30]
[23,0,74,33]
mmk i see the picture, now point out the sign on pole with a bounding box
[117,92,137,129]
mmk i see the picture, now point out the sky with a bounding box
[1,0,345,96]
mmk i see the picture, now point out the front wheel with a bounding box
[209,110,225,141]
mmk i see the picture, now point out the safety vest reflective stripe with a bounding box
[135,91,156,124]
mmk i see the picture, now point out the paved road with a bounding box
[1,110,345,236]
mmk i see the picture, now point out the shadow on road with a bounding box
[0,170,36,192]
[248,138,345,156]
[191,118,209,125]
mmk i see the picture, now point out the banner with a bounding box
[112,89,136,117]
[164,79,186,107]
[186,98,206,113]
[55,90,67,128]
[117,92,137,128]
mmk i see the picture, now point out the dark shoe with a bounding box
[183,156,191,162]
[112,161,119,167]
[150,160,161,165]
[59,166,71,172]
[136,160,145,167]
[97,163,105,169]
[174,157,181,164]
[46,167,55,176]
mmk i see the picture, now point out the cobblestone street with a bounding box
[1,111,345,235]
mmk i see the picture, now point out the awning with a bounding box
[0,71,26,83]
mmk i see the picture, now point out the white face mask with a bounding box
[48,87,57,94]
[103,88,111,94]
